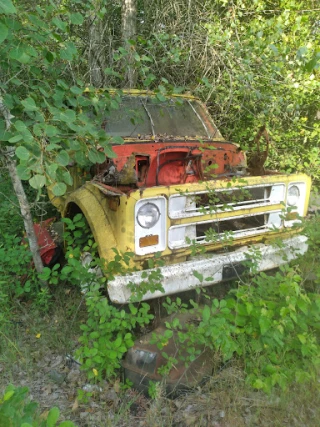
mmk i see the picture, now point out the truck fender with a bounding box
[63,184,117,263]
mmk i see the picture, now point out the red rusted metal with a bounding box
[93,141,246,190]
[33,218,59,266]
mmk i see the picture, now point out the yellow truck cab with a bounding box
[49,90,311,303]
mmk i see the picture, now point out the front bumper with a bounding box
[107,235,308,304]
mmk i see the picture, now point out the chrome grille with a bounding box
[168,183,285,249]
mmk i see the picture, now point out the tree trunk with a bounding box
[88,12,106,88]
[122,0,137,88]
[0,96,45,278]
[6,156,44,275]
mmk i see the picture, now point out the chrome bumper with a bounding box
[107,235,308,304]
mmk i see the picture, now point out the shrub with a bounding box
[159,264,320,393]
[0,385,75,427]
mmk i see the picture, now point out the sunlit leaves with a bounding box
[29,174,46,189]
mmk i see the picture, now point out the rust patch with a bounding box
[108,197,120,211]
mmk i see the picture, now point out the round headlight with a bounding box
[137,203,160,228]
[287,185,300,207]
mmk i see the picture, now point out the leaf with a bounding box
[21,97,38,111]
[60,109,76,123]
[202,305,211,323]
[56,150,70,167]
[103,144,117,158]
[110,99,119,110]
[253,378,264,390]
[88,149,106,164]
[0,0,16,14]
[8,134,23,143]
[60,41,77,60]
[304,52,320,72]
[46,407,60,427]
[297,334,306,344]
[156,93,166,102]
[17,164,31,180]
[51,182,67,196]
[16,146,30,160]
[74,151,87,165]
[0,21,8,44]
[70,12,84,25]
[3,390,14,401]
[70,86,83,95]
[29,174,46,189]
[193,270,203,282]
[52,17,68,32]
[44,125,58,137]
[108,350,118,360]
[45,51,54,63]
[111,136,124,145]
[259,317,271,335]
[71,398,79,412]
[62,170,73,185]
[9,46,31,64]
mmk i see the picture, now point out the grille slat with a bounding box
[169,184,285,219]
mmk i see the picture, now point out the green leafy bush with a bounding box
[77,285,153,380]
[0,385,75,427]
[0,234,37,298]
[159,264,320,393]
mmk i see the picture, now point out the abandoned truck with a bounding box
[48,89,311,303]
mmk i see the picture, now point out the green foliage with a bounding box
[0,3,123,195]
[77,285,153,380]
[160,262,320,394]
[39,213,154,380]
[0,234,36,296]
[298,213,320,287]
[198,1,320,180]
[0,232,53,313]
[0,173,23,235]
[0,385,75,427]
[129,253,165,302]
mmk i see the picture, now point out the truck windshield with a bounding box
[104,96,220,140]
